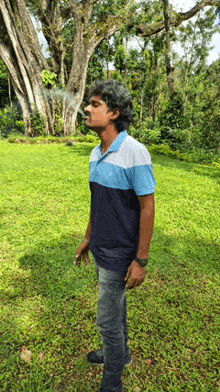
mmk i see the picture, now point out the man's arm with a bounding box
[75,207,92,267]
[137,193,155,259]
[84,207,92,243]
[125,193,155,289]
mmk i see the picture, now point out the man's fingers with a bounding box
[75,249,90,267]
[124,268,131,282]
[126,278,134,289]
[82,253,90,266]
[127,280,143,290]
[75,254,81,266]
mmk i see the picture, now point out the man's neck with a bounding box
[99,125,119,153]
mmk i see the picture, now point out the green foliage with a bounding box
[111,70,123,82]
[114,45,127,73]
[159,91,186,130]
[178,8,218,73]
[54,116,64,136]
[31,108,47,136]
[2,0,220,155]
[41,70,57,88]
[0,106,24,138]
[198,60,220,150]
[77,134,100,143]
[7,133,99,144]
[87,52,104,85]
[139,126,161,145]
[0,59,11,108]
[149,143,219,165]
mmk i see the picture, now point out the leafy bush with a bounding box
[159,91,190,141]
[54,116,64,136]
[159,127,193,151]
[84,134,99,143]
[31,108,47,137]
[149,143,220,165]
[76,134,99,143]
[129,125,140,139]
[7,133,99,145]
[76,121,88,135]
[41,70,57,88]
[139,127,161,145]
[7,133,29,143]
[0,106,24,138]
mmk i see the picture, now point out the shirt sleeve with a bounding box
[126,145,156,196]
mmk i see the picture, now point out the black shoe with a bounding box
[87,347,132,366]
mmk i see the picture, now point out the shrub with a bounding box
[159,91,190,141]
[149,143,220,165]
[139,127,161,145]
[7,133,28,143]
[0,106,24,138]
[31,108,47,137]
[54,116,64,136]
[41,70,57,88]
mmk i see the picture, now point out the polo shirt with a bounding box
[89,130,156,272]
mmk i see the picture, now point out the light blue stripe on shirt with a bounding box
[90,161,156,194]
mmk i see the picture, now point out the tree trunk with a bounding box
[163,0,175,94]
[63,8,122,135]
[0,0,54,135]
[8,73,13,109]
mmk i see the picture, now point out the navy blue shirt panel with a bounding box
[90,181,140,272]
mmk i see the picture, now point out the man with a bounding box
[75,80,155,392]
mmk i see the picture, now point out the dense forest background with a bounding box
[0,0,219,163]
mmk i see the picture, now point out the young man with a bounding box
[75,80,156,392]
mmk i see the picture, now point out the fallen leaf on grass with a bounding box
[20,346,32,363]
[146,359,152,366]
[38,352,45,361]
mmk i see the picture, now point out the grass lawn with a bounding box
[0,140,219,392]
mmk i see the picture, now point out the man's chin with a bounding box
[85,121,93,129]
[85,123,103,134]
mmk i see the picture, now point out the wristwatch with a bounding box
[135,257,148,267]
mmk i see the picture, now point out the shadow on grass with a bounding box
[16,226,219,304]
[151,153,220,184]
[0,234,99,391]
[150,227,220,278]
[18,233,98,299]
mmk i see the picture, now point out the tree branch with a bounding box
[129,0,220,37]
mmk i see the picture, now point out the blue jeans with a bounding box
[95,262,131,392]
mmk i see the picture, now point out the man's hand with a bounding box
[124,260,146,290]
[75,240,90,267]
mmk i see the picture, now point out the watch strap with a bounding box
[135,257,148,267]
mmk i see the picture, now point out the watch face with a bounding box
[137,258,148,267]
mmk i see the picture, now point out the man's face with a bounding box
[84,96,117,132]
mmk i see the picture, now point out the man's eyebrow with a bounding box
[90,98,102,104]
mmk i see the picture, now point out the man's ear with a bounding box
[111,108,120,120]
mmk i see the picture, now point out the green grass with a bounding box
[0,140,219,392]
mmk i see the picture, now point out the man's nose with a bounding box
[84,104,91,113]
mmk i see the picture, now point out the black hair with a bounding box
[88,80,133,132]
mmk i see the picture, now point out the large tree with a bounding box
[0,0,219,135]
